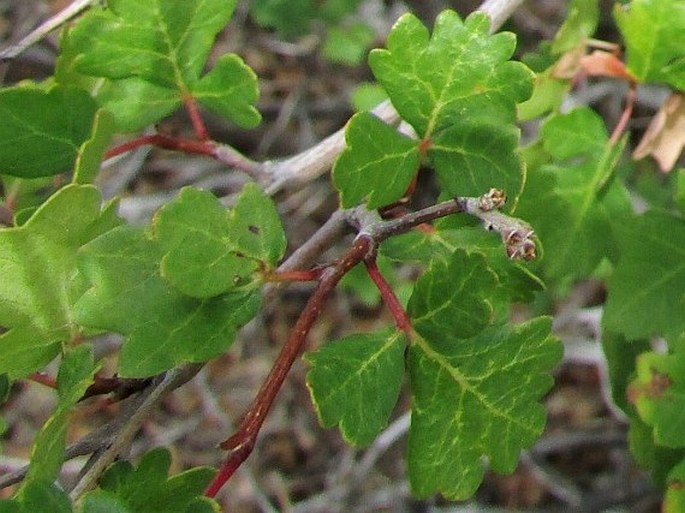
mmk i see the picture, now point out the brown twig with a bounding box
[205,237,373,497]
[104,134,262,178]
[182,94,210,141]
[69,363,203,499]
[205,189,536,497]
[81,375,153,401]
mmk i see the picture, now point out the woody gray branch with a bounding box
[352,188,536,261]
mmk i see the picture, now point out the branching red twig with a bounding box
[205,190,536,498]
[205,236,373,497]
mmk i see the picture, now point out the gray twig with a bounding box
[69,363,203,499]
[0,0,99,61]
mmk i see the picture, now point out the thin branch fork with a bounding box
[204,190,536,497]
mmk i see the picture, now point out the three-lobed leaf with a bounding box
[334,11,533,209]
[407,317,562,499]
[73,224,261,377]
[74,183,283,377]
[66,0,260,131]
[370,11,531,135]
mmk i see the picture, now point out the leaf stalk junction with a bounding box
[205,189,535,497]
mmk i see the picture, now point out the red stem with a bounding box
[28,372,57,389]
[183,94,210,141]
[364,257,412,336]
[265,268,324,283]
[205,236,372,498]
[105,134,217,160]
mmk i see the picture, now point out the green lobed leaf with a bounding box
[153,188,257,298]
[628,350,685,448]
[84,448,218,513]
[408,250,499,340]
[0,185,120,379]
[614,0,685,89]
[407,317,562,499]
[333,112,420,208]
[25,346,97,486]
[368,11,532,201]
[370,11,532,135]
[70,0,236,87]
[0,86,98,178]
[67,0,260,129]
[74,225,261,377]
[305,329,406,447]
[603,210,685,339]
[193,54,261,129]
[517,108,632,281]
[152,184,286,298]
